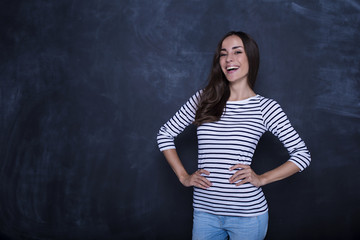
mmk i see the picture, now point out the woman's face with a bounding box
[219,35,249,84]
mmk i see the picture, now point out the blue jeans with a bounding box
[192,210,268,240]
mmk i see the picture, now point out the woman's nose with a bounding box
[226,54,233,62]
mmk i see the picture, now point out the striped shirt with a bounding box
[157,91,311,217]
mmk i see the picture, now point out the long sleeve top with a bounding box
[157,91,311,217]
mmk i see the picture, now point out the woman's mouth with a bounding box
[226,66,239,74]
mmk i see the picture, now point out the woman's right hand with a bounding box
[180,169,212,189]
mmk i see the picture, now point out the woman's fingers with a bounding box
[192,169,212,189]
[229,172,250,184]
[229,165,250,183]
[194,178,211,189]
[198,169,210,176]
[229,164,261,187]
[229,163,249,171]
[234,175,251,186]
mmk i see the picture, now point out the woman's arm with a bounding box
[229,161,300,187]
[157,91,211,189]
[259,98,311,171]
[163,149,212,189]
[229,98,311,187]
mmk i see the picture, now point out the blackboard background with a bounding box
[1,0,359,239]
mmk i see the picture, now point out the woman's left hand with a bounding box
[229,164,263,187]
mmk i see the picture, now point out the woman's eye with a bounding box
[235,51,242,54]
[220,53,227,57]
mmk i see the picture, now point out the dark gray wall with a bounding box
[0,0,359,239]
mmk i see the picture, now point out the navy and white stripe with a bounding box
[157,91,311,217]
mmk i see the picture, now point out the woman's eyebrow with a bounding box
[220,46,244,51]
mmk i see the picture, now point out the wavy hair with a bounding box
[193,31,260,125]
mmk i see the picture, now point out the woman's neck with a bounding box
[228,81,256,101]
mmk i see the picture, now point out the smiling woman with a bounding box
[219,36,249,86]
[193,31,260,125]
[157,31,311,240]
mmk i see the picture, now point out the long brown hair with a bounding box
[193,31,260,125]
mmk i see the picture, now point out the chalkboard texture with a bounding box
[0,0,359,239]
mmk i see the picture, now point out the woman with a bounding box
[157,31,311,240]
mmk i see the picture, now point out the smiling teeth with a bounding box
[227,66,239,71]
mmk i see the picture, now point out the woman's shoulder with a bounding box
[195,89,204,96]
[187,89,206,102]
[183,89,203,106]
[191,89,203,101]
[256,94,282,109]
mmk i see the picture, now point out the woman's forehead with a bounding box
[221,35,244,50]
